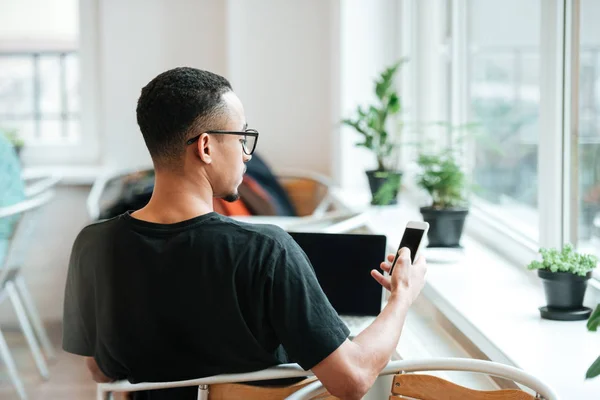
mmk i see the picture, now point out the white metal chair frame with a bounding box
[0,175,60,400]
[97,363,309,400]
[287,358,559,400]
[96,358,559,400]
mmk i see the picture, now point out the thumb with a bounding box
[400,247,412,265]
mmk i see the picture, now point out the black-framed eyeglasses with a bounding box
[186,129,259,155]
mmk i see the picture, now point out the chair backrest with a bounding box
[87,166,338,221]
[390,373,536,399]
[278,176,327,217]
[0,134,26,266]
[276,168,333,217]
[285,358,560,400]
[0,190,54,284]
[97,358,559,400]
[245,153,298,217]
[96,363,314,400]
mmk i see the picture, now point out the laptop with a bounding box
[287,231,387,337]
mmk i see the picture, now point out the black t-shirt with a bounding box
[62,211,349,399]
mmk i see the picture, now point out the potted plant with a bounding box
[527,244,598,320]
[342,60,405,205]
[416,150,469,248]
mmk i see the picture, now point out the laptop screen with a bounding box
[288,231,386,317]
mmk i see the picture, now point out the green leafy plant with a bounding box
[526,244,598,277]
[342,59,405,172]
[416,150,467,209]
[587,305,600,379]
[371,174,399,205]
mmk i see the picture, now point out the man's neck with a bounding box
[131,172,214,224]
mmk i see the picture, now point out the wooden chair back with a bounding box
[390,373,538,400]
[279,177,328,217]
[208,377,335,399]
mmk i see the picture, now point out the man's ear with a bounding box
[196,133,212,164]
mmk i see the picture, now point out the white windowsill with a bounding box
[330,188,600,400]
[22,165,102,185]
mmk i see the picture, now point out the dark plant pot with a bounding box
[365,170,402,206]
[538,269,591,309]
[420,207,469,248]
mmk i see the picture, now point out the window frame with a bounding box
[396,0,599,270]
[0,0,100,167]
[0,50,79,143]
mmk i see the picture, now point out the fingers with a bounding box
[400,247,412,265]
[385,248,414,278]
[380,261,391,273]
[382,252,399,273]
[371,269,391,291]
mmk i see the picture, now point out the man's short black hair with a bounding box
[136,67,232,167]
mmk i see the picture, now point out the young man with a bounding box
[62,67,427,400]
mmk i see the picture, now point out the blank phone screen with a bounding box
[390,228,425,274]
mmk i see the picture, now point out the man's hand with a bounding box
[370,247,427,304]
[312,247,428,398]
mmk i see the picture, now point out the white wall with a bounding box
[228,0,337,176]
[93,0,228,170]
[85,0,340,176]
[338,0,400,191]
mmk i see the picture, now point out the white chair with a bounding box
[96,358,559,400]
[287,358,560,400]
[0,179,60,400]
[96,363,311,400]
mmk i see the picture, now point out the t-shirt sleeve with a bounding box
[266,235,350,370]
[62,229,96,356]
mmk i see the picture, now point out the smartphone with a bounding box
[389,221,430,275]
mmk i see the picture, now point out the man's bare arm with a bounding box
[311,248,427,400]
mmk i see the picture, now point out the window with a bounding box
[578,0,600,259]
[0,0,89,166]
[0,51,80,144]
[388,0,600,269]
[466,0,541,242]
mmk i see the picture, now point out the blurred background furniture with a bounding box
[86,154,358,232]
[0,134,61,399]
